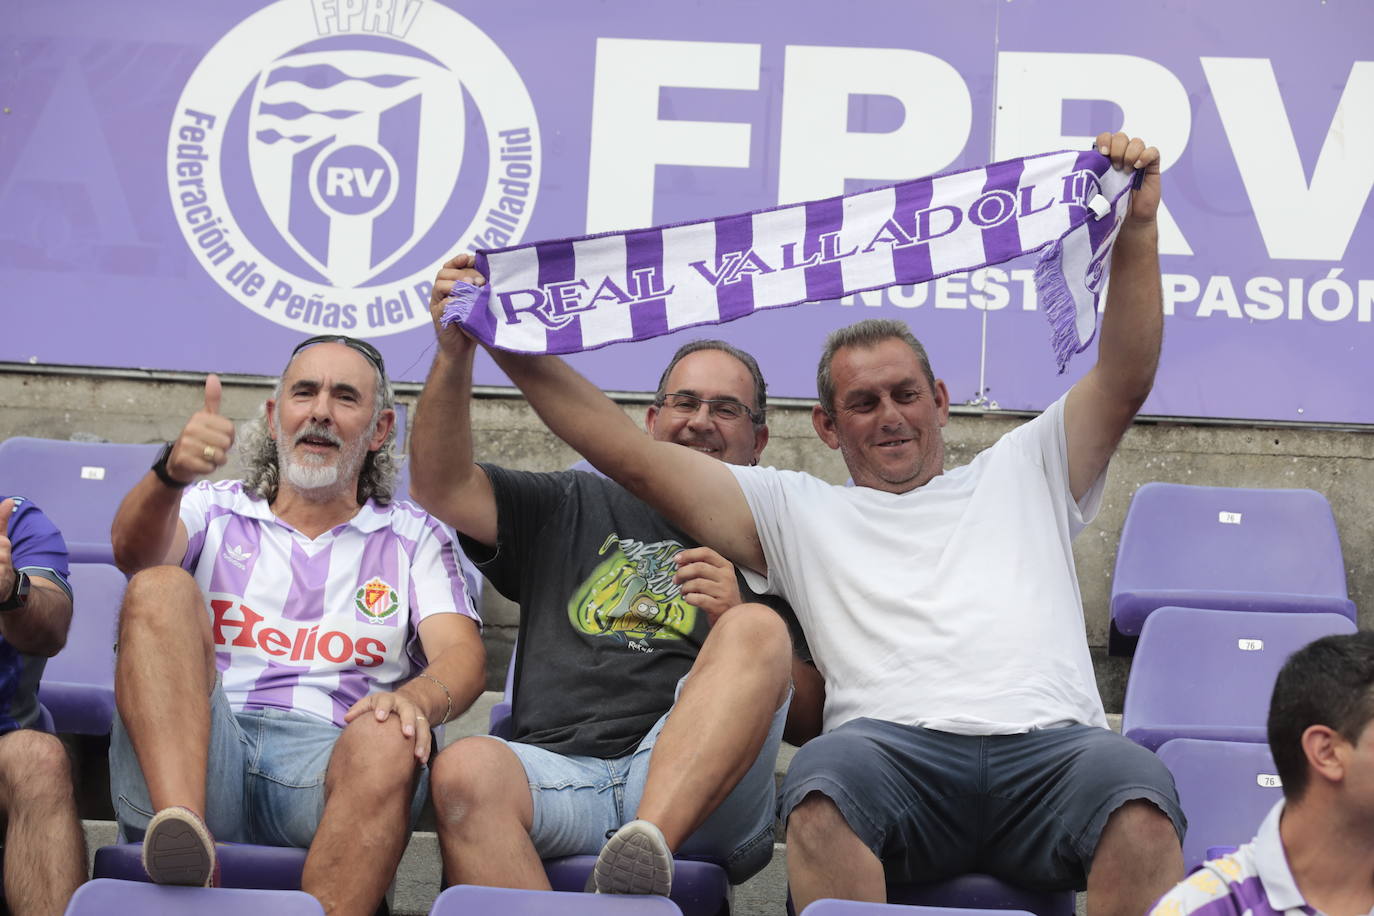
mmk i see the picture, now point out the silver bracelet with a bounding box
[416,672,453,724]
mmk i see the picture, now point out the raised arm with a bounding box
[111,375,235,574]
[1064,131,1164,502]
[481,339,767,576]
[409,254,501,546]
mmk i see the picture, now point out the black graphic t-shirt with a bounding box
[461,464,719,759]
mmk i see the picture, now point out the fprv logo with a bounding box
[169,0,539,334]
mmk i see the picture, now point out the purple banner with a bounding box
[2,0,1370,424]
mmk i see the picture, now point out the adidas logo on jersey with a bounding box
[222,544,254,570]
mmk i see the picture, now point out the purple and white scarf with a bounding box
[442,148,1140,372]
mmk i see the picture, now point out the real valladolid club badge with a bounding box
[356,576,400,623]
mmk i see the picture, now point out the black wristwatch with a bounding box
[0,570,30,613]
[151,441,190,489]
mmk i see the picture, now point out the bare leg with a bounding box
[301,715,424,915]
[431,736,549,889]
[635,603,792,847]
[1086,800,1184,916]
[115,566,217,817]
[786,792,885,912]
[0,730,87,916]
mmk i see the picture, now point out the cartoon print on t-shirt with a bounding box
[566,533,697,651]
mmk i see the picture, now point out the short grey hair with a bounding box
[816,318,935,415]
[653,339,768,426]
[238,350,398,505]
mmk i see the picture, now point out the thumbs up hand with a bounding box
[167,374,237,485]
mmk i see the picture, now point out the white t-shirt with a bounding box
[729,394,1108,735]
[179,480,479,726]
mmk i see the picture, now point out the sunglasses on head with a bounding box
[290,335,387,378]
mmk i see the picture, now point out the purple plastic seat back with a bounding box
[94,842,309,890]
[789,876,1070,916]
[1157,738,1282,870]
[431,884,684,914]
[567,458,605,478]
[1110,483,1354,652]
[66,878,325,915]
[1122,607,1355,750]
[545,856,730,916]
[38,562,125,735]
[802,903,1036,916]
[487,642,517,738]
[0,437,162,564]
[887,875,1073,916]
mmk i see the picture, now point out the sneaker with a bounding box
[142,806,218,886]
[593,819,673,896]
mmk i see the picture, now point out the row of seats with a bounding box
[67,880,984,914]
[1113,482,1357,870]
[6,435,1362,913]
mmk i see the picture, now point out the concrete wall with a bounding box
[4,365,1372,711]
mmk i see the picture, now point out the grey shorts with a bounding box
[489,677,790,884]
[778,719,1185,890]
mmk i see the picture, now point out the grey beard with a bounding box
[275,422,369,501]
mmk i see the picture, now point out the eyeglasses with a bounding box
[291,335,387,379]
[657,392,763,424]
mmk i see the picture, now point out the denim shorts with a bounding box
[110,679,429,848]
[778,719,1186,891]
[493,677,790,884]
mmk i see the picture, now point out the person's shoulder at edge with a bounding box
[1147,851,1255,916]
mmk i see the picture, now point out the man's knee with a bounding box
[328,715,422,798]
[119,566,203,634]
[431,738,528,831]
[1101,799,1181,854]
[786,791,853,853]
[0,729,74,805]
[707,603,793,683]
[712,603,790,655]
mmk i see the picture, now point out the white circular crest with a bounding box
[168,0,540,335]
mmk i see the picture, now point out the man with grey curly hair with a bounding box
[109,335,486,916]
[237,339,400,507]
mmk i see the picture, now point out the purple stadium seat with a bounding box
[1121,606,1355,750]
[887,876,1073,916]
[1109,483,1355,654]
[486,644,517,738]
[39,562,125,735]
[65,878,325,914]
[802,903,1035,916]
[545,856,730,916]
[393,463,411,503]
[790,876,1073,916]
[94,841,308,890]
[796,878,1071,916]
[1157,739,1283,870]
[0,437,162,564]
[431,884,684,914]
